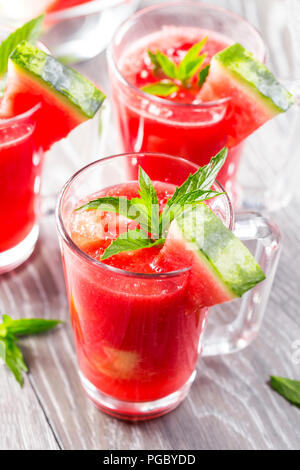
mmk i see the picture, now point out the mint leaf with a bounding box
[270,376,300,408]
[126,198,154,234]
[179,56,206,83]
[138,167,159,236]
[148,50,161,72]
[77,196,131,213]
[160,190,222,235]
[77,194,156,236]
[77,167,160,237]
[101,230,163,261]
[1,337,28,387]
[141,81,179,96]
[0,15,44,77]
[138,166,158,206]
[160,147,227,234]
[0,313,62,387]
[2,315,62,337]
[196,147,228,190]
[143,37,208,95]
[78,150,228,259]
[198,64,210,87]
[177,37,207,81]
[156,51,178,79]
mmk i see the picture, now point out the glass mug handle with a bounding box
[202,211,281,357]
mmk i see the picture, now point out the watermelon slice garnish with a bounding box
[153,203,266,307]
[198,43,295,147]
[0,40,105,151]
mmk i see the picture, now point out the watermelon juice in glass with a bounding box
[56,152,280,420]
[0,25,46,273]
[0,23,106,273]
[0,104,43,272]
[107,1,266,200]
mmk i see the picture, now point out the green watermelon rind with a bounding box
[214,43,295,114]
[173,204,266,298]
[9,41,106,119]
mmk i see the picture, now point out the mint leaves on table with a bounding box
[0,314,62,387]
[141,37,209,97]
[77,147,227,260]
[270,376,300,408]
[0,15,44,78]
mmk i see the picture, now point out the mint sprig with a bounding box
[160,147,227,234]
[76,147,227,260]
[0,15,44,78]
[0,314,62,386]
[141,37,209,96]
[270,376,300,408]
[177,37,207,83]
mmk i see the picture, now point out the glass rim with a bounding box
[107,0,266,110]
[0,27,49,125]
[0,102,41,127]
[47,0,133,21]
[56,152,233,280]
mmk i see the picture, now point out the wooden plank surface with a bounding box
[0,0,300,450]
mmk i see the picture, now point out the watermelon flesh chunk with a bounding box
[153,203,265,308]
[198,43,295,147]
[0,41,105,151]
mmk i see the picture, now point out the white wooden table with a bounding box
[0,0,300,450]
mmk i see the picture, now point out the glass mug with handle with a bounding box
[56,152,281,420]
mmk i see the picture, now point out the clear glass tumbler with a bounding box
[56,153,281,420]
[107,1,266,204]
[0,104,43,273]
[0,26,52,273]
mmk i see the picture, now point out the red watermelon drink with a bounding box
[56,151,267,420]
[0,104,42,266]
[0,24,105,272]
[108,2,293,201]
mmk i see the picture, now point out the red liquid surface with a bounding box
[111,27,243,191]
[0,120,42,252]
[65,182,207,402]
